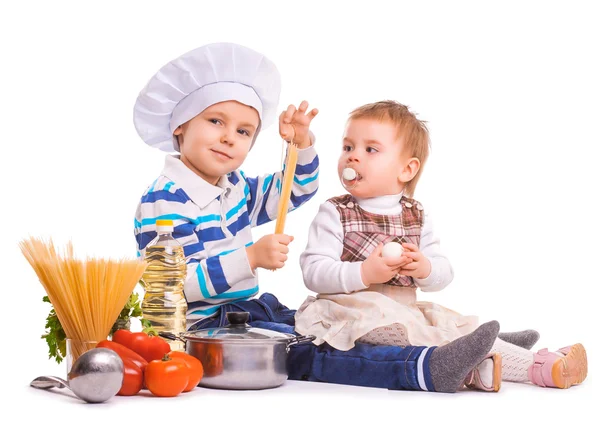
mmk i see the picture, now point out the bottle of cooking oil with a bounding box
[140,220,187,351]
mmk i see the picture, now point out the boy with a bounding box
[133,43,319,328]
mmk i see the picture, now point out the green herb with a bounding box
[41,296,67,364]
[118,292,142,322]
[111,291,152,334]
[41,291,149,364]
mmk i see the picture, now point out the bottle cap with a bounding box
[155,220,174,233]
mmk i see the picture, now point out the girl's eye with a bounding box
[238,129,250,137]
[209,119,222,125]
[343,145,352,152]
[367,147,378,153]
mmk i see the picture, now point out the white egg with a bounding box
[342,167,357,181]
[381,242,404,258]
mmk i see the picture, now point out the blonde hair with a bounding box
[349,100,430,197]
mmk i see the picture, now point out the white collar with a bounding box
[161,155,233,209]
[355,192,404,215]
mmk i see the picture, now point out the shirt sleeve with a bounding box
[299,201,368,294]
[243,134,319,228]
[413,211,454,292]
[134,181,255,304]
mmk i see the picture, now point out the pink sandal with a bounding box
[464,352,502,392]
[528,344,588,389]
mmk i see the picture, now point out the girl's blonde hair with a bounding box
[349,100,430,197]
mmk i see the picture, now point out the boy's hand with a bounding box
[246,234,294,271]
[398,243,432,279]
[279,100,319,149]
[360,243,413,286]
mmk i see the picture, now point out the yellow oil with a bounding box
[140,245,187,351]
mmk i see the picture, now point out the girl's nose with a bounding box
[347,153,359,163]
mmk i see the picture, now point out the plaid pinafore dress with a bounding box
[295,194,478,351]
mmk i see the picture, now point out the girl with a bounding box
[296,100,588,391]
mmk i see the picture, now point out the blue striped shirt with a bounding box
[134,146,319,325]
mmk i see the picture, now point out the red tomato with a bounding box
[118,358,143,396]
[145,355,190,397]
[129,332,171,362]
[96,340,148,372]
[112,329,135,348]
[168,351,204,391]
[129,332,150,358]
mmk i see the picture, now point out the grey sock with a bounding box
[498,330,540,350]
[429,320,500,393]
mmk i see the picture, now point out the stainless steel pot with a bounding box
[160,312,315,390]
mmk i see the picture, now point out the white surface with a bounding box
[1,1,597,431]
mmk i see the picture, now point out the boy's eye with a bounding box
[237,129,250,137]
[366,147,378,153]
[209,118,222,125]
[343,145,352,152]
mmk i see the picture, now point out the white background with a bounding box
[1,1,598,431]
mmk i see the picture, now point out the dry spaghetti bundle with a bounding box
[20,237,147,362]
[275,140,299,235]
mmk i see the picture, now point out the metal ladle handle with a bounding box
[30,375,70,390]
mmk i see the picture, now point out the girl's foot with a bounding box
[498,330,540,350]
[464,352,502,392]
[528,343,588,389]
[429,320,500,393]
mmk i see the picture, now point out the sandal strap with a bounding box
[528,348,558,387]
[463,368,478,388]
[463,352,496,391]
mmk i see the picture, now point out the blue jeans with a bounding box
[189,293,437,391]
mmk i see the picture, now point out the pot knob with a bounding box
[226,311,250,328]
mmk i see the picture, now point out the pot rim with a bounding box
[179,331,298,344]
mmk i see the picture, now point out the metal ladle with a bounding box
[30,348,124,403]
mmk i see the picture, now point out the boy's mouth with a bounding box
[211,149,233,160]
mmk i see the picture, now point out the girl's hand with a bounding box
[361,243,413,286]
[279,100,319,149]
[399,243,432,279]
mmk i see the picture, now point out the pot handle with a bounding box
[159,331,186,343]
[286,335,316,348]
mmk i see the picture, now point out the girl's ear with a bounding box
[399,157,421,183]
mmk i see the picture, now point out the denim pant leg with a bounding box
[250,323,436,391]
[287,338,434,391]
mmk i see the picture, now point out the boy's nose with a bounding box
[220,131,234,146]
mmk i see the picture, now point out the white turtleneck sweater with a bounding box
[299,192,454,295]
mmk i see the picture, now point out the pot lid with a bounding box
[181,312,295,342]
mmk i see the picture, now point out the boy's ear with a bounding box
[399,157,421,183]
[173,126,183,147]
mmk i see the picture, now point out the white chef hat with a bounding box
[133,42,281,152]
